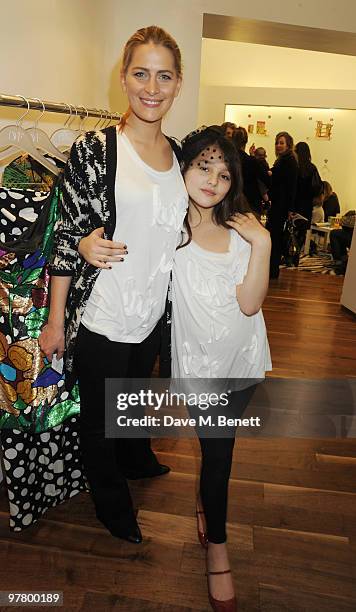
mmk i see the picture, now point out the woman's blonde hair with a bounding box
[119,25,182,130]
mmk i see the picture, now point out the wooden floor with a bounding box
[1,270,356,611]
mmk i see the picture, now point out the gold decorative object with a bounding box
[316,121,333,139]
[256,121,267,135]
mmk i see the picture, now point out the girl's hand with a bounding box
[78,227,128,269]
[227,213,271,249]
[39,323,65,361]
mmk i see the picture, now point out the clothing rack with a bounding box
[0,93,121,121]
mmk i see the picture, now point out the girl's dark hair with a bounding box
[179,126,250,248]
[295,141,313,177]
[275,131,294,153]
[232,126,248,150]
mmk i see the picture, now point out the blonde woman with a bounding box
[40,26,187,544]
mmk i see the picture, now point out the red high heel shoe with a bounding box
[196,509,208,549]
[206,569,237,612]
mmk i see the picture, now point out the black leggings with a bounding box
[192,385,256,544]
[74,322,161,527]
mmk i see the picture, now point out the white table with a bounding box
[304,224,333,253]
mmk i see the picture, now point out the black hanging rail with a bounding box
[0,93,121,121]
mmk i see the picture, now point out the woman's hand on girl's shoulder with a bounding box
[78,227,128,269]
[227,213,271,249]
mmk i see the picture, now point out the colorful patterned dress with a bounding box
[0,183,86,531]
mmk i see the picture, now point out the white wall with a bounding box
[0,0,111,135]
[198,85,356,125]
[0,0,108,107]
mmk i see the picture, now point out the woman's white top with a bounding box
[82,131,188,343]
[171,230,272,386]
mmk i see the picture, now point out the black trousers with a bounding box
[74,322,161,527]
[190,385,256,543]
[266,210,288,278]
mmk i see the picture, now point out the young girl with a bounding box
[39,26,187,544]
[80,126,272,611]
[175,127,271,611]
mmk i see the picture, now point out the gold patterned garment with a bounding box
[0,184,80,432]
[2,153,63,191]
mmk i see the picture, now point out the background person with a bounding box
[311,193,325,224]
[266,131,298,278]
[294,141,322,225]
[233,127,270,217]
[252,146,272,209]
[289,141,323,263]
[221,121,236,139]
[330,210,355,274]
[322,181,340,221]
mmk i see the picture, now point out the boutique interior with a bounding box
[0,2,356,611]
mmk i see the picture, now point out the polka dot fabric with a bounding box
[0,187,47,243]
[0,417,86,531]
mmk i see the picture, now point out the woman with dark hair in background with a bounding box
[322,181,340,221]
[266,131,298,278]
[233,127,271,217]
[292,141,322,261]
[295,141,322,223]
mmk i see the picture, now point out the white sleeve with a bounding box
[233,233,251,286]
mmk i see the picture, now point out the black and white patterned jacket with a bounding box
[51,125,181,390]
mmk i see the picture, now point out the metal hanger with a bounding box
[2,98,67,163]
[51,103,80,150]
[78,106,89,133]
[26,99,68,162]
[93,109,104,130]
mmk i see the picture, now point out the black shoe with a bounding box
[124,463,171,480]
[97,516,143,543]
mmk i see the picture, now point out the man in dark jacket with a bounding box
[233,127,271,216]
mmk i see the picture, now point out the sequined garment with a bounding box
[0,184,80,432]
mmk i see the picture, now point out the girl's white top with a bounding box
[82,131,188,342]
[171,230,272,387]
